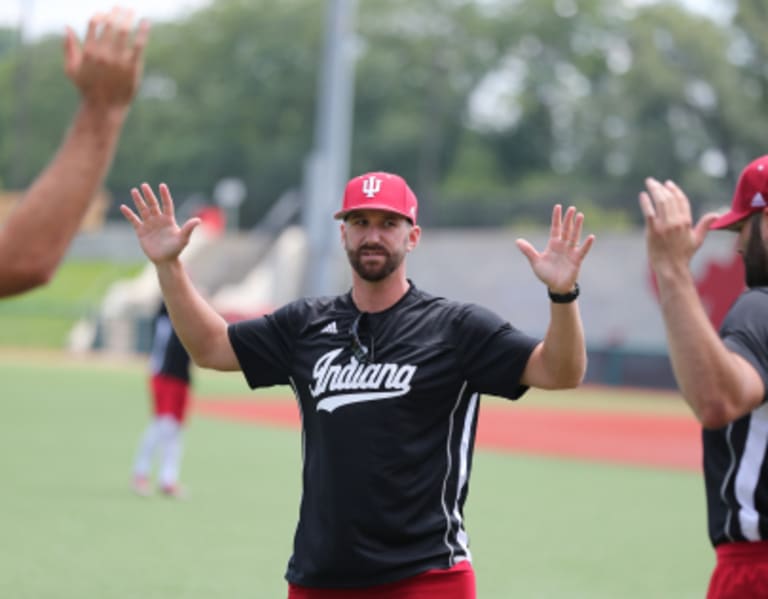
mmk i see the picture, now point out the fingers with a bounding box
[159,183,175,219]
[129,183,172,221]
[567,209,582,247]
[79,7,148,68]
[62,27,79,76]
[644,178,670,221]
[131,19,151,64]
[577,234,596,259]
[549,204,563,240]
[643,177,691,226]
[113,7,134,56]
[666,180,691,222]
[693,212,719,245]
[551,204,584,248]
[140,182,163,216]
[119,204,141,229]
[130,186,151,221]
[180,218,202,244]
[638,190,655,222]
[83,12,103,48]
[515,239,538,265]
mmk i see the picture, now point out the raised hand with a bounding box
[64,6,150,110]
[639,178,718,272]
[121,183,201,264]
[516,205,595,293]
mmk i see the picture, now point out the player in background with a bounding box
[130,206,225,499]
[0,7,149,298]
[121,172,594,599]
[640,156,768,599]
[132,302,191,499]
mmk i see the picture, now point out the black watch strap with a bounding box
[548,282,580,303]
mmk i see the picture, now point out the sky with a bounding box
[0,0,212,39]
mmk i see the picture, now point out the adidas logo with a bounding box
[321,322,338,335]
[751,192,766,208]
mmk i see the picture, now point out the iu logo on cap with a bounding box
[362,175,382,198]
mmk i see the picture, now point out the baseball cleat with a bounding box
[132,475,152,497]
[159,483,187,500]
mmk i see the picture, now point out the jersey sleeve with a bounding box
[227,302,301,389]
[453,303,540,400]
[720,289,768,402]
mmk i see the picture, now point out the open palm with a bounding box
[516,205,594,293]
[120,183,200,264]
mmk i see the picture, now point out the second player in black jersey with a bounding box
[640,156,768,599]
[122,171,595,598]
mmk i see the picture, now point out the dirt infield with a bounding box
[195,398,701,472]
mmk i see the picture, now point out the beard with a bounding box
[346,242,406,282]
[743,213,768,288]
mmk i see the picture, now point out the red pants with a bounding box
[151,374,190,423]
[707,541,768,599]
[288,561,475,599]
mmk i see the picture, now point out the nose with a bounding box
[363,225,383,243]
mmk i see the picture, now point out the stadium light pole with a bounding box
[301,0,358,297]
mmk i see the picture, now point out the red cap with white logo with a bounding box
[334,172,419,224]
[711,155,768,230]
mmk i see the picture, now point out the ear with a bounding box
[406,225,421,252]
[761,208,768,239]
[340,221,347,245]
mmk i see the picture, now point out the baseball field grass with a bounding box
[0,260,144,348]
[0,351,712,598]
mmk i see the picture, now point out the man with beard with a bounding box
[640,156,768,599]
[121,171,594,599]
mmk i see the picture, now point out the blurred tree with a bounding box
[112,0,324,225]
[0,0,764,228]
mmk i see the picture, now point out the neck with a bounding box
[351,271,410,313]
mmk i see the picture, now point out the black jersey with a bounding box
[704,287,768,546]
[228,282,539,588]
[149,303,191,382]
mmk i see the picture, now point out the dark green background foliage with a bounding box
[0,0,762,227]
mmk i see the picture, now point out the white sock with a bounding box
[133,419,164,478]
[158,416,184,488]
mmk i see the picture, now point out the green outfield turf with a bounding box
[0,355,712,598]
[0,260,144,348]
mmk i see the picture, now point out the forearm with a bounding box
[656,266,748,427]
[537,302,588,388]
[0,104,128,296]
[155,259,237,371]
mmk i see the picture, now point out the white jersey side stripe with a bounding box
[441,381,468,564]
[720,424,736,542]
[736,403,768,540]
[452,391,478,561]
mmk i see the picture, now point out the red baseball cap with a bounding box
[710,155,768,230]
[334,172,418,224]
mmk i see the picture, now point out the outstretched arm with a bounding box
[640,178,763,428]
[121,183,240,371]
[0,7,149,298]
[517,205,595,389]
